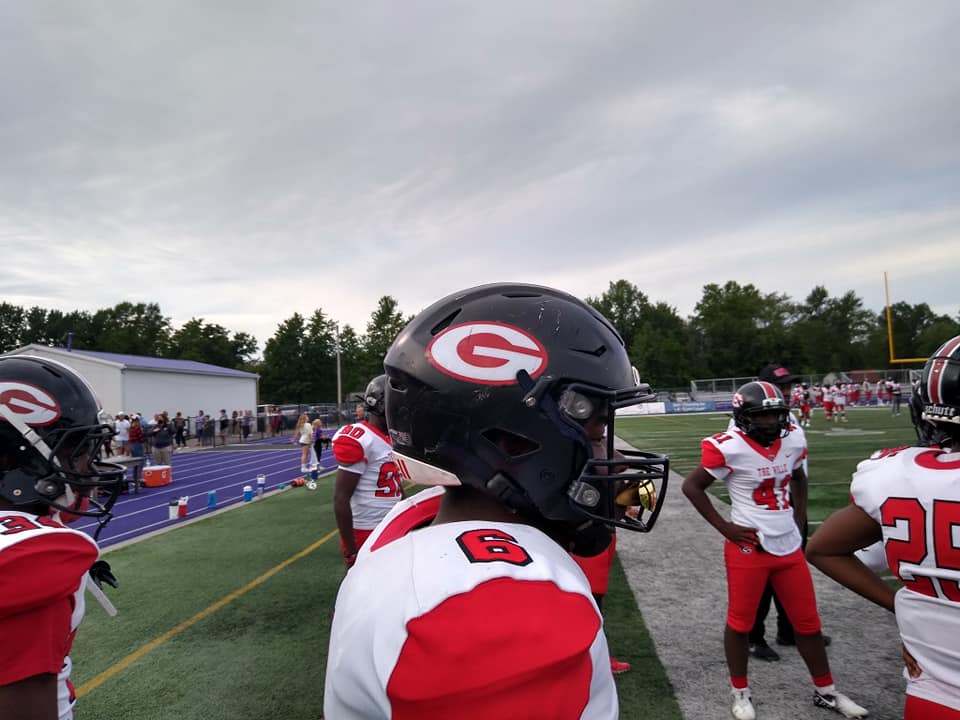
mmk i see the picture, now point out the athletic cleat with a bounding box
[814,690,868,718]
[610,657,631,674]
[749,641,780,661]
[731,688,756,720]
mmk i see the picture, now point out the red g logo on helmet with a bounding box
[732,392,744,408]
[0,382,62,426]
[427,322,548,385]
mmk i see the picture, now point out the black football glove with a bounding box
[89,560,119,590]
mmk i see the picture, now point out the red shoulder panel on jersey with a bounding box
[369,493,443,552]
[701,439,727,469]
[386,577,600,719]
[0,532,97,617]
[333,435,366,465]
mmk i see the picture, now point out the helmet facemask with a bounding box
[1,412,123,537]
[522,375,670,540]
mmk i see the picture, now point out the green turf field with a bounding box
[72,475,681,719]
[72,406,912,719]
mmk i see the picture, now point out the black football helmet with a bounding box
[732,381,790,445]
[363,375,387,417]
[908,381,948,446]
[0,355,124,533]
[920,335,960,444]
[383,283,669,556]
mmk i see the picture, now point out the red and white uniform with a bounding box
[324,487,617,719]
[850,446,960,711]
[0,511,99,720]
[709,425,808,555]
[834,384,847,408]
[332,421,402,530]
[707,421,820,634]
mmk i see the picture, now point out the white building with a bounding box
[3,344,258,421]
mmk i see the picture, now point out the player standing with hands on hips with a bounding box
[323,283,670,719]
[0,356,123,720]
[682,381,867,720]
[808,335,960,719]
[332,375,404,568]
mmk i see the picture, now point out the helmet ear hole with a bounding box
[481,429,540,459]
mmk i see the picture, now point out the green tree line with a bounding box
[2,282,957,400]
[587,280,960,387]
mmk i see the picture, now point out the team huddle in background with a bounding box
[785,378,905,428]
[2,283,959,720]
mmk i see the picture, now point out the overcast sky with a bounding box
[2,1,958,352]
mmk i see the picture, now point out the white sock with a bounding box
[815,683,836,696]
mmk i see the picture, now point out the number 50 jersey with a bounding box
[332,421,402,530]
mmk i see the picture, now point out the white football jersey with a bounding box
[850,445,960,709]
[323,487,617,720]
[332,421,403,530]
[0,511,99,720]
[704,426,807,555]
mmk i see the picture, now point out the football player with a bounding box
[0,355,123,720]
[332,375,404,567]
[799,383,813,428]
[323,283,669,718]
[683,381,867,720]
[738,365,826,662]
[834,383,848,423]
[807,335,960,719]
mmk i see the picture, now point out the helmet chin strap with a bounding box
[0,403,58,463]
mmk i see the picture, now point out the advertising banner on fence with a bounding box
[616,402,667,416]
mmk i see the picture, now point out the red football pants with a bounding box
[571,533,617,596]
[724,540,822,634]
[905,695,960,719]
[339,528,374,556]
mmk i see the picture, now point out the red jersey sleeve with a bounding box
[386,578,601,720]
[0,532,96,617]
[700,439,727,470]
[333,435,365,466]
[0,532,97,686]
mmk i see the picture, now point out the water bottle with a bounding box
[207,490,217,509]
[256,474,266,497]
[168,498,179,520]
[242,485,253,502]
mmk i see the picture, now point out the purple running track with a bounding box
[74,447,337,548]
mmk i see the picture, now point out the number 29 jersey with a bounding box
[701,428,807,555]
[850,446,960,709]
[332,421,402,530]
[323,486,617,720]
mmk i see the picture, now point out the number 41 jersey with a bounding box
[332,421,402,530]
[701,428,807,555]
[851,445,960,710]
[323,486,617,720]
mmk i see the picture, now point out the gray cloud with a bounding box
[1,1,958,347]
